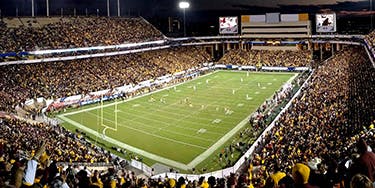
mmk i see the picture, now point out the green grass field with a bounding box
[58,71,296,171]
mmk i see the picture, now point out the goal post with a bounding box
[100,95,118,137]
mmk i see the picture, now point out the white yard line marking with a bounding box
[60,71,217,117]
[57,115,191,170]
[186,112,253,168]
[58,71,299,170]
[86,110,217,143]
[60,71,295,117]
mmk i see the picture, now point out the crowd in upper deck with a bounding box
[0,17,164,54]
[0,46,210,113]
[219,49,311,67]
[0,15,374,188]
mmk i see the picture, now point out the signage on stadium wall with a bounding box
[219,17,238,34]
[316,13,337,33]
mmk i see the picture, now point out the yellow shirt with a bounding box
[200,181,209,188]
[270,171,286,186]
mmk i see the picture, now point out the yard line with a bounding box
[61,71,218,117]
[66,111,208,149]
[186,73,298,168]
[60,71,294,117]
[118,97,245,121]
[121,102,227,123]
[58,71,297,170]
[124,98,244,122]
[58,115,191,170]
[85,110,217,143]
[101,108,227,134]
[187,113,251,168]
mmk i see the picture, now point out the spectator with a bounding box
[0,17,164,53]
[292,163,319,188]
[350,139,375,182]
[350,174,374,188]
[219,49,311,67]
[0,46,210,113]
[247,46,375,187]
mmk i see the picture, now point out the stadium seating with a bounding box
[219,49,311,67]
[0,15,375,188]
[0,46,210,113]
[248,46,375,187]
[0,17,164,53]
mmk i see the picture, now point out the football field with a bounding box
[58,71,296,170]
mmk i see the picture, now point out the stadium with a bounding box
[0,0,374,188]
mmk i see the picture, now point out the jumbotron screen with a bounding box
[219,17,238,34]
[316,13,337,33]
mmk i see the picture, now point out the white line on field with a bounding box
[186,72,298,168]
[186,112,251,168]
[60,71,217,117]
[58,71,298,170]
[57,115,191,170]
[85,110,216,144]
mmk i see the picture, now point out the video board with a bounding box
[316,13,337,32]
[219,17,238,34]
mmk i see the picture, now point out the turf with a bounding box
[58,70,296,169]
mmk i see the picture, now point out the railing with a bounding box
[0,34,368,65]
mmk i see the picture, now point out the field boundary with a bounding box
[57,115,191,170]
[187,112,252,168]
[186,72,298,167]
[60,71,216,116]
[58,70,297,170]
[60,71,295,117]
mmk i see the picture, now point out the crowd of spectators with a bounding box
[365,30,375,48]
[212,72,309,170]
[0,115,117,187]
[1,45,374,187]
[0,17,374,187]
[245,46,375,187]
[0,46,210,113]
[0,17,164,53]
[218,49,311,67]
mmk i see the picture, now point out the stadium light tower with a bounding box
[117,0,120,17]
[371,0,373,30]
[179,1,190,37]
[46,0,49,17]
[31,0,35,17]
[107,0,110,17]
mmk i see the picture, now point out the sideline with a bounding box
[58,115,191,170]
[187,72,298,168]
[58,70,299,170]
[60,71,217,116]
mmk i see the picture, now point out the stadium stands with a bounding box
[219,49,311,67]
[365,30,375,47]
[0,17,164,53]
[247,46,375,187]
[0,14,374,188]
[0,45,373,187]
[0,46,210,113]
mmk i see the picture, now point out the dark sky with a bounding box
[0,0,371,17]
[0,0,373,35]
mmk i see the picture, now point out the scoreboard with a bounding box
[316,13,337,33]
[219,17,238,34]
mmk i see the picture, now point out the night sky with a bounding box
[0,0,371,16]
[0,0,373,35]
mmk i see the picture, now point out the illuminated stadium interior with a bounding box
[0,0,375,187]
